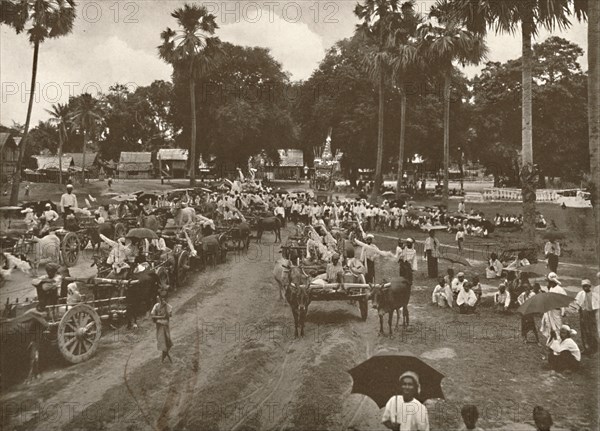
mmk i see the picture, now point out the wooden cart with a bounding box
[1,277,138,364]
[308,281,373,321]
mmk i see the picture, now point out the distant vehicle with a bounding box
[555,189,592,208]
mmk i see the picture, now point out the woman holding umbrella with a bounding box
[382,371,430,431]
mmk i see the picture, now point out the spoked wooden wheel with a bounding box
[61,232,81,267]
[57,304,102,363]
[176,250,190,287]
[114,222,126,239]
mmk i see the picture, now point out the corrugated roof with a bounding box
[276,149,303,167]
[119,152,152,163]
[158,148,188,161]
[33,155,73,171]
[63,152,97,168]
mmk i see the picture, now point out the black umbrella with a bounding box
[517,292,573,315]
[126,228,159,240]
[348,352,445,407]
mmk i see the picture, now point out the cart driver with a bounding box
[32,262,62,311]
[326,253,344,283]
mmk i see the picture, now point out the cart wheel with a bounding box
[57,304,102,364]
[359,298,369,321]
[114,223,126,239]
[176,250,190,287]
[61,232,81,267]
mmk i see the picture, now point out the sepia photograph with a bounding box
[1,0,599,429]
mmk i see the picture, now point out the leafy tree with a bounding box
[46,103,69,184]
[1,0,76,204]
[419,4,488,203]
[387,1,424,197]
[69,93,103,184]
[444,0,574,241]
[355,0,399,203]
[158,3,222,186]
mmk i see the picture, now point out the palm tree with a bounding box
[586,0,600,267]
[355,0,399,204]
[1,0,76,204]
[46,103,69,185]
[570,0,599,266]
[441,0,572,241]
[418,7,488,205]
[387,1,424,198]
[158,3,222,186]
[69,94,103,185]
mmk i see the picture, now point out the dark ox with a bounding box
[200,232,228,266]
[273,259,311,337]
[256,217,281,243]
[90,222,115,251]
[369,276,412,336]
[125,264,162,329]
[228,221,251,250]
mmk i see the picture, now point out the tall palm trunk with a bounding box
[371,67,385,204]
[189,76,197,187]
[521,16,537,243]
[396,86,407,198]
[442,72,451,204]
[81,131,87,185]
[10,41,39,205]
[588,0,600,268]
[58,128,63,185]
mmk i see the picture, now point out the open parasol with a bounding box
[439,253,471,266]
[112,194,137,202]
[381,191,396,198]
[542,229,566,241]
[517,292,573,315]
[348,352,445,407]
[407,209,430,218]
[125,228,159,240]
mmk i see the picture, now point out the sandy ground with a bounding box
[1,180,598,430]
[1,219,598,431]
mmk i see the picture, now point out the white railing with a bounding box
[483,188,560,202]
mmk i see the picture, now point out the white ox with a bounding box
[14,234,61,276]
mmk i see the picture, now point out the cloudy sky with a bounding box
[1,0,588,126]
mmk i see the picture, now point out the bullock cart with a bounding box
[0,277,138,364]
[307,279,377,322]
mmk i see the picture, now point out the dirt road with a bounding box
[1,225,598,431]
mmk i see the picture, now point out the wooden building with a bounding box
[117,152,153,179]
[157,148,188,179]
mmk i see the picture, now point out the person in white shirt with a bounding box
[494,283,511,313]
[43,203,59,223]
[432,276,451,307]
[395,238,417,284]
[451,272,467,298]
[573,279,599,354]
[546,325,580,371]
[353,233,389,284]
[544,239,561,273]
[518,284,539,343]
[59,184,78,222]
[486,253,503,279]
[457,282,477,314]
[274,203,286,227]
[455,226,465,251]
[382,371,429,431]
